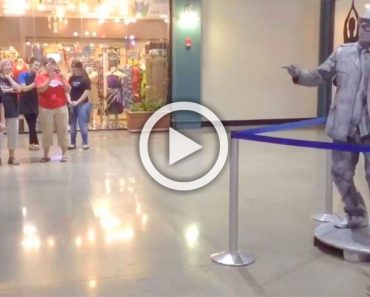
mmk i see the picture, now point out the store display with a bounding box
[131,65,143,102]
[105,69,125,116]
[0,38,168,130]
[0,3,169,130]
[145,54,168,101]
[13,58,28,81]
[121,65,133,107]
[0,47,19,61]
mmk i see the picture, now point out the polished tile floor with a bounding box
[0,128,369,297]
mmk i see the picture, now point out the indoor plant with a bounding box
[125,98,170,132]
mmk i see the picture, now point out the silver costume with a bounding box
[285,11,370,229]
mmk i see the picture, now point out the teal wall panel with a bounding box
[172,0,202,129]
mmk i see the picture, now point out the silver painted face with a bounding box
[359,18,370,45]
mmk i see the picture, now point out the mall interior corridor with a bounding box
[0,128,369,297]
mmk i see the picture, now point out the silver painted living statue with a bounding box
[284,10,370,229]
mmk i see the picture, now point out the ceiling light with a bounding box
[37,3,45,11]
[3,0,27,15]
[67,3,76,11]
[80,3,89,14]
[179,3,200,29]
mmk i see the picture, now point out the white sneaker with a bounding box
[29,144,40,151]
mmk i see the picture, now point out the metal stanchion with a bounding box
[211,138,255,266]
[311,150,338,223]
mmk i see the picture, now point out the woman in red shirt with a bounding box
[35,58,72,162]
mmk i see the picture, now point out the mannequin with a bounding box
[105,66,125,125]
[284,9,370,229]
[131,61,142,103]
[86,66,99,127]
[134,0,149,16]
[13,58,28,80]
[106,66,125,78]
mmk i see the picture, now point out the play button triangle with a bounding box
[169,128,203,165]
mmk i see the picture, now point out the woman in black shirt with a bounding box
[0,59,22,165]
[19,57,41,150]
[68,61,91,150]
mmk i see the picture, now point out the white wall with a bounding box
[202,0,321,121]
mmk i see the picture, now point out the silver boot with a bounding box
[334,215,369,229]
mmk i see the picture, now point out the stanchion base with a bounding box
[311,213,340,223]
[211,251,255,267]
[314,222,370,262]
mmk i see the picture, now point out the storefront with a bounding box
[0,0,170,130]
[1,0,337,130]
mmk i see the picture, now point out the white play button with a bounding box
[169,128,202,165]
[139,102,229,191]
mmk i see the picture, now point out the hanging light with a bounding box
[3,0,28,15]
[80,2,89,14]
[179,2,200,29]
[37,3,46,11]
[67,3,76,11]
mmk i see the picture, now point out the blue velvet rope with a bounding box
[231,117,370,153]
[231,117,327,138]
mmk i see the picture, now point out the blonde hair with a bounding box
[0,59,13,74]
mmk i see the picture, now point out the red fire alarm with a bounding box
[185,37,192,49]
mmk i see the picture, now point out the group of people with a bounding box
[0,57,92,165]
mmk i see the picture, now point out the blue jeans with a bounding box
[70,102,91,146]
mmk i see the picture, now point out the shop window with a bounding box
[0,0,170,130]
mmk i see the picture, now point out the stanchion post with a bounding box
[325,150,333,213]
[311,149,336,223]
[229,137,239,254]
[211,138,255,266]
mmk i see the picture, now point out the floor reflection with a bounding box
[18,175,148,252]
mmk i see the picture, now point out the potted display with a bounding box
[126,98,170,132]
